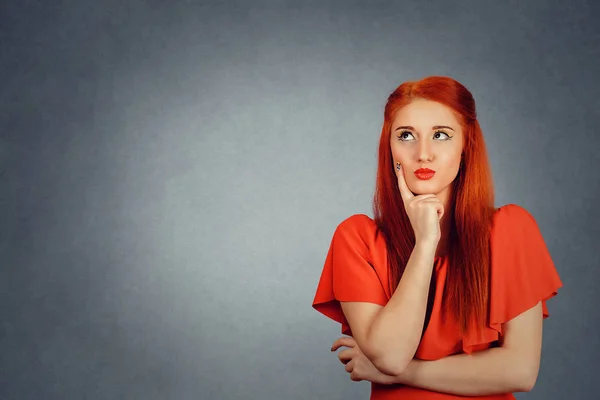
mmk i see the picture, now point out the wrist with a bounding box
[414,240,438,255]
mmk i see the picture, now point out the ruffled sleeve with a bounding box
[462,204,563,354]
[312,214,389,336]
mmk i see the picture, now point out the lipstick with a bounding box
[414,168,435,180]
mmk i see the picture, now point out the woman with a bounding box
[312,76,563,399]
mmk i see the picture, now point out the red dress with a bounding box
[312,204,563,399]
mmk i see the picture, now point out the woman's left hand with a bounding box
[330,336,395,385]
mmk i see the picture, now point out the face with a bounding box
[389,99,464,206]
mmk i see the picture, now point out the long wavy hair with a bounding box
[373,76,496,336]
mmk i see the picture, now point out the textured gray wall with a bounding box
[1,1,598,399]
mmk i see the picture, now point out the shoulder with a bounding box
[335,213,379,238]
[486,203,562,328]
[491,203,549,252]
[492,203,538,230]
[331,214,383,255]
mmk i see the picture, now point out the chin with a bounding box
[409,181,442,195]
[411,187,440,195]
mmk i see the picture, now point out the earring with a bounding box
[396,162,401,170]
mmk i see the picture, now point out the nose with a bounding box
[417,138,433,163]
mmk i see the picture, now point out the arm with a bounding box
[386,301,543,396]
[341,240,437,376]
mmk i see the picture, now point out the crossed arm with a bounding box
[340,301,543,396]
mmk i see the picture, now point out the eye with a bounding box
[397,130,415,141]
[433,130,452,140]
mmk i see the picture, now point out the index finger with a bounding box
[330,336,356,352]
[395,162,414,202]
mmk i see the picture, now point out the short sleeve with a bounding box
[462,204,563,353]
[311,214,389,336]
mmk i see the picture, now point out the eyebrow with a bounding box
[394,125,455,131]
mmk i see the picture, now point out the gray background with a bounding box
[1,0,598,399]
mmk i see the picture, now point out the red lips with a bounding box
[414,168,435,180]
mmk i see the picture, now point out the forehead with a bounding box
[392,99,461,129]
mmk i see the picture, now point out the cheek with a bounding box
[390,145,408,161]
[438,158,461,177]
[440,154,461,168]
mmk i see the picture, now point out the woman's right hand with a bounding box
[395,162,444,245]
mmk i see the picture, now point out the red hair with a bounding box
[373,76,496,336]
